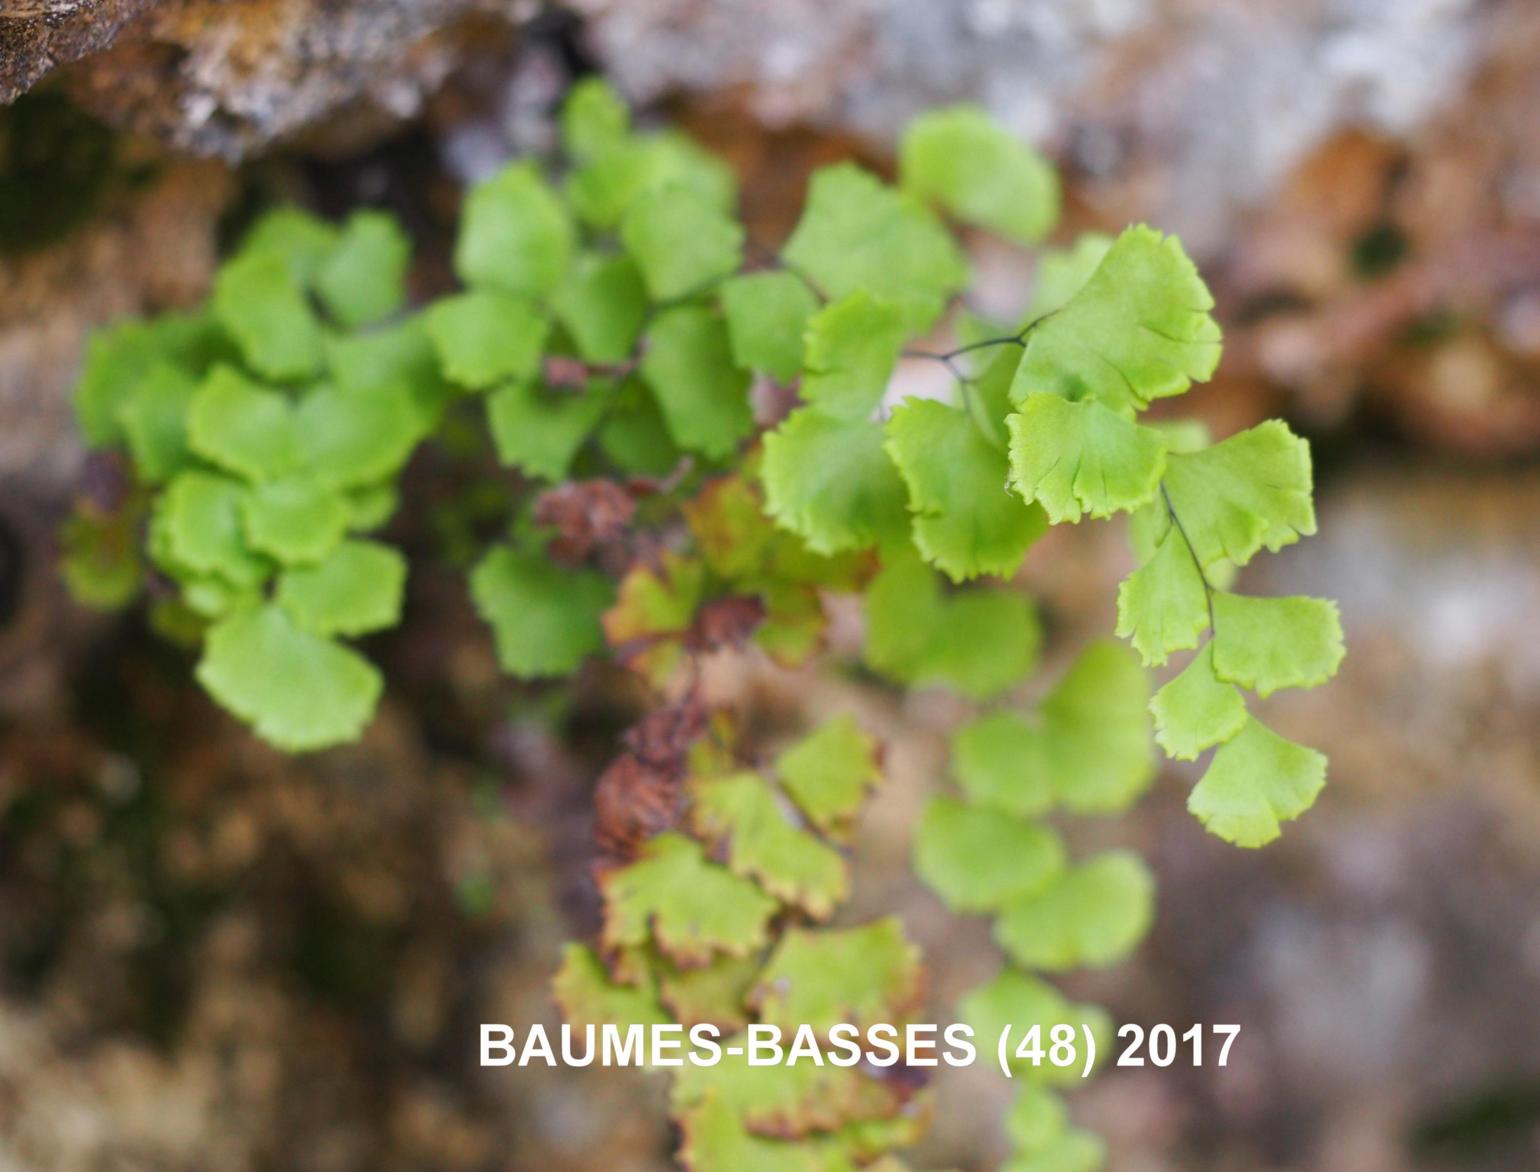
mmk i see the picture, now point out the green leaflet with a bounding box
[76,321,173,449]
[1149,417,1214,458]
[755,582,827,668]
[684,474,862,593]
[1006,1088,1069,1152]
[899,104,1060,245]
[678,474,856,668]
[965,344,1019,440]
[1149,642,1247,761]
[323,318,453,431]
[469,544,613,678]
[860,551,950,679]
[1211,592,1345,698]
[956,969,1112,1087]
[914,796,1065,913]
[781,161,968,333]
[346,483,398,533]
[426,290,549,390]
[886,397,1047,581]
[761,408,911,555]
[673,1038,906,1137]
[1043,640,1155,812]
[144,366,409,616]
[599,550,701,683]
[839,1120,928,1166]
[640,306,754,459]
[690,771,848,919]
[919,588,1043,701]
[454,160,574,297]
[683,474,779,580]
[621,183,744,300]
[1007,393,1167,523]
[951,711,1055,817]
[1003,1088,1106,1172]
[603,550,703,648]
[185,363,425,504]
[566,130,736,232]
[1003,640,1154,814]
[1009,224,1221,411]
[1024,233,1114,322]
[214,249,325,381]
[61,506,144,611]
[76,312,231,453]
[485,379,613,482]
[315,210,411,328]
[294,383,421,488]
[275,539,406,637]
[751,919,922,1035]
[187,365,295,482]
[178,574,255,621]
[775,715,881,841]
[323,315,436,386]
[560,77,630,162]
[155,471,270,588]
[239,208,339,283]
[550,252,648,364]
[596,377,681,476]
[862,552,1041,701]
[240,475,350,565]
[799,291,906,422]
[1160,420,1316,569]
[994,852,1155,971]
[1188,716,1327,847]
[551,943,670,1029]
[719,270,819,383]
[656,953,760,1032]
[118,361,198,483]
[1115,523,1210,666]
[599,831,778,965]
[196,603,382,752]
[677,1097,834,1172]
[1004,1131,1106,1172]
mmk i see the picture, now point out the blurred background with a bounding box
[1,1,1538,1169]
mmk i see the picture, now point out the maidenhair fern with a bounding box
[63,76,1343,1169]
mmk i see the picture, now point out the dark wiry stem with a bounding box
[1159,481,1217,631]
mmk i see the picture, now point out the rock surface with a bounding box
[0,133,231,492]
[4,0,538,158]
[577,0,1489,249]
[0,0,153,103]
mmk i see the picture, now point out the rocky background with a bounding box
[1,2,1538,1170]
